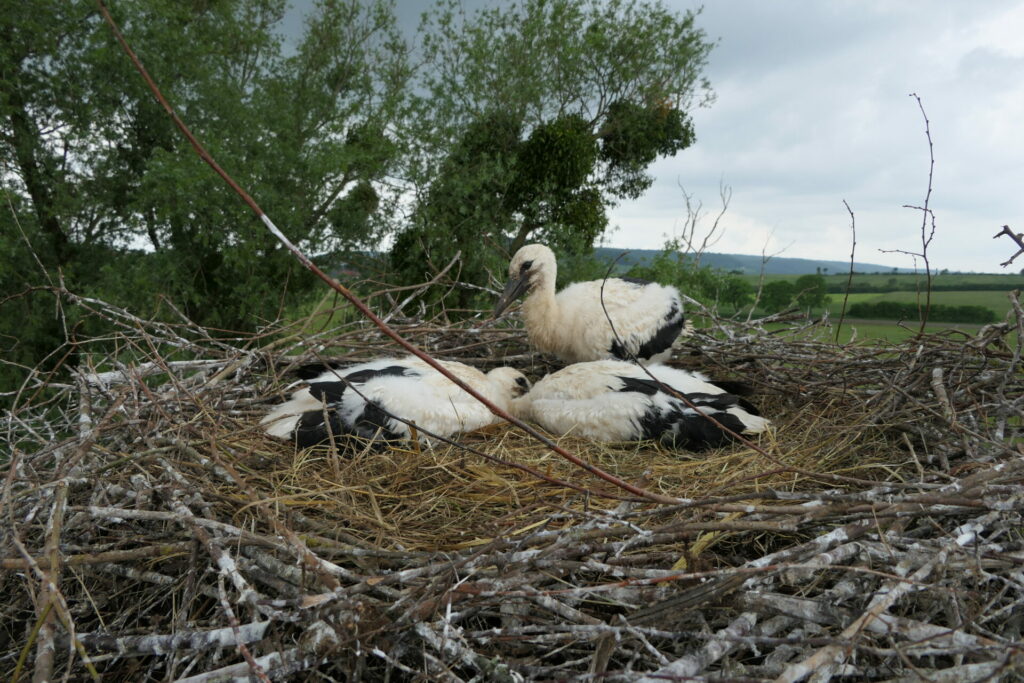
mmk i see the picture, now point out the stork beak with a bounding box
[493,274,532,318]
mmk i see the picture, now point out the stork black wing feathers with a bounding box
[293,365,417,446]
[639,407,749,450]
[609,301,685,361]
[615,376,662,395]
[615,374,756,450]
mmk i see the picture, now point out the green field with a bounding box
[740,271,1021,338]
[827,272,1024,287]
[821,320,981,344]
[826,290,1017,317]
[747,271,1024,290]
[763,319,1012,345]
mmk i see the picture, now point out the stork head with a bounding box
[493,244,556,318]
[486,367,531,401]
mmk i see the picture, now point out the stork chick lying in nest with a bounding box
[511,360,770,451]
[494,244,686,363]
[262,356,529,448]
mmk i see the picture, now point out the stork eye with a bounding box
[515,376,529,389]
[520,260,533,273]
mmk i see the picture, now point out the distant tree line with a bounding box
[846,302,996,324]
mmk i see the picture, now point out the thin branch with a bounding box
[834,200,857,344]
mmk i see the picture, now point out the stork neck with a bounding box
[522,278,559,335]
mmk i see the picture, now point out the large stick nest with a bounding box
[3,289,1024,681]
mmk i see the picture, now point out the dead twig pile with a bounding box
[3,289,1024,681]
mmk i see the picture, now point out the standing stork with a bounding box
[493,244,685,363]
[262,356,529,448]
[511,360,770,450]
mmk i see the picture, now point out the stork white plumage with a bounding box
[261,356,529,448]
[510,360,770,450]
[494,244,685,363]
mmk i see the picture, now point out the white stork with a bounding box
[261,356,529,448]
[510,360,770,450]
[493,244,686,363]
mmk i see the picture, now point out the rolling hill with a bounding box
[593,247,917,275]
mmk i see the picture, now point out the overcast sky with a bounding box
[610,1,1024,273]
[284,1,1024,273]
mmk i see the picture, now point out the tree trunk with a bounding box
[509,218,538,255]
[6,83,69,268]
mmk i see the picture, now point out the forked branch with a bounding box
[994,224,1024,267]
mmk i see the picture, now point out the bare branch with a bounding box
[994,224,1024,266]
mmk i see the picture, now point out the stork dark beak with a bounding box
[493,273,532,318]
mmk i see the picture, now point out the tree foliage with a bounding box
[1,0,410,393]
[390,0,714,305]
[759,281,796,313]
[599,99,695,199]
[390,111,523,310]
[625,247,754,313]
[793,274,830,310]
[757,275,830,314]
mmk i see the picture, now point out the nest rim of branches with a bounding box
[4,289,1024,682]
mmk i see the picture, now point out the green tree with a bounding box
[390,0,714,302]
[0,0,411,393]
[113,0,409,328]
[625,241,754,314]
[719,276,755,310]
[793,274,829,310]
[390,111,523,310]
[760,281,796,313]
